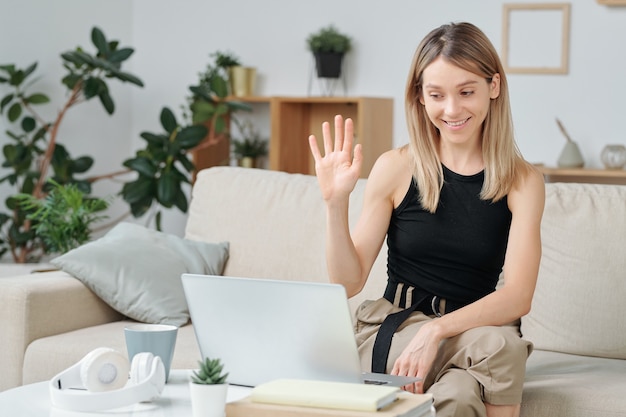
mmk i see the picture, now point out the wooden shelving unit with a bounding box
[267,96,393,178]
[192,96,394,178]
[537,166,626,185]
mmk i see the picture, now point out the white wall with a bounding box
[2,0,626,238]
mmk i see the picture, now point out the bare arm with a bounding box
[309,115,408,297]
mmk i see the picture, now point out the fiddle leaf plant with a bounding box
[121,107,208,230]
[0,26,143,263]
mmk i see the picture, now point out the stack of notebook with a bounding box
[225,379,434,417]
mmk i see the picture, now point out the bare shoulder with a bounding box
[508,163,545,215]
[366,147,412,204]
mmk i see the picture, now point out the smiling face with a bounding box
[419,56,500,149]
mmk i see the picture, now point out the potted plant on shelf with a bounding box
[189,357,229,417]
[307,24,352,78]
[231,119,268,168]
[213,50,256,98]
[186,52,251,174]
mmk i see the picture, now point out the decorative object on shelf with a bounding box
[231,118,268,168]
[600,144,626,169]
[306,24,352,96]
[213,50,256,97]
[189,357,229,417]
[555,118,584,168]
[186,52,252,176]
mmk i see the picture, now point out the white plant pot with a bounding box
[189,382,228,417]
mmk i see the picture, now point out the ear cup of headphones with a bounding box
[129,352,166,395]
[129,352,154,384]
[79,347,129,392]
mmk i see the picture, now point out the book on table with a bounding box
[225,378,434,417]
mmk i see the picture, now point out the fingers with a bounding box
[333,115,344,152]
[308,135,322,161]
[310,115,356,159]
[322,121,332,156]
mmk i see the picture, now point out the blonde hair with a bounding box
[405,22,531,213]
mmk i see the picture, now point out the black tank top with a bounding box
[386,165,512,307]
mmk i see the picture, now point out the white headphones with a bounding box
[49,347,166,412]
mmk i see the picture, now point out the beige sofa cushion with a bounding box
[521,183,626,359]
[522,349,626,417]
[185,167,388,317]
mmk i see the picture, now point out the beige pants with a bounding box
[355,298,532,417]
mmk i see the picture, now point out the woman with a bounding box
[308,22,545,417]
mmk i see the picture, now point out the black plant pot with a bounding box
[314,52,344,78]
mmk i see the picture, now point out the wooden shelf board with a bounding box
[538,166,626,178]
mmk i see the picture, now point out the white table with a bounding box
[0,370,252,416]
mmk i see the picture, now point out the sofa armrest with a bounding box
[0,270,123,391]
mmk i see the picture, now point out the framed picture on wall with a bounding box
[501,3,571,74]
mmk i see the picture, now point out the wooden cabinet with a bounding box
[538,166,626,185]
[237,96,393,178]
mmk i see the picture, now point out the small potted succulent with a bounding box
[307,24,352,78]
[189,357,229,417]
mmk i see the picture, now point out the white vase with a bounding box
[189,382,228,417]
[557,141,585,168]
[600,144,626,169]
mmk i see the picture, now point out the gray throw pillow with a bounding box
[51,222,229,327]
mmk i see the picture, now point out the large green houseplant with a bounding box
[0,28,215,262]
[0,27,143,262]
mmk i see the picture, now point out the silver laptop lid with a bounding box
[182,274,364,387]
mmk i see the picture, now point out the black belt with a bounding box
[371,280,462,373]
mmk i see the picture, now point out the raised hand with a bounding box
[308,115,363,202]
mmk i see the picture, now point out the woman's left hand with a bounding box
[391,320,442,394]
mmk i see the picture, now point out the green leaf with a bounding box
[61,52,85,67]
[108,48,134,63]
[9,69,25,86]
[160,108,178,134]
[25,93,50,104]
[21,116,36,132]
[129,195,153,218]
[123,157,157,177]
[7,102,22,122]
[0,64,16,73]
[23,62,37,79]
[83,77,104,99]
[178,154,195,173]
[99,91,114,114]
[91,27,109,55]
[70,156,94,174]
[156,171,178,207]
[139,132,168,146]
[62,73,82,89]
[115,71,144,87]
[122,176,155,204]
[1,93,14,112]
[210,76,229,98]
[213,116,226,135]
[174,188,188,213]
[176,125,208,149]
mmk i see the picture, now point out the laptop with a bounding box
[181,273,420,388]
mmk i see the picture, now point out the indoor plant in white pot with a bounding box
[189,357,229,417]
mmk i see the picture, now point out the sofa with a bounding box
[1,166,625,417]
